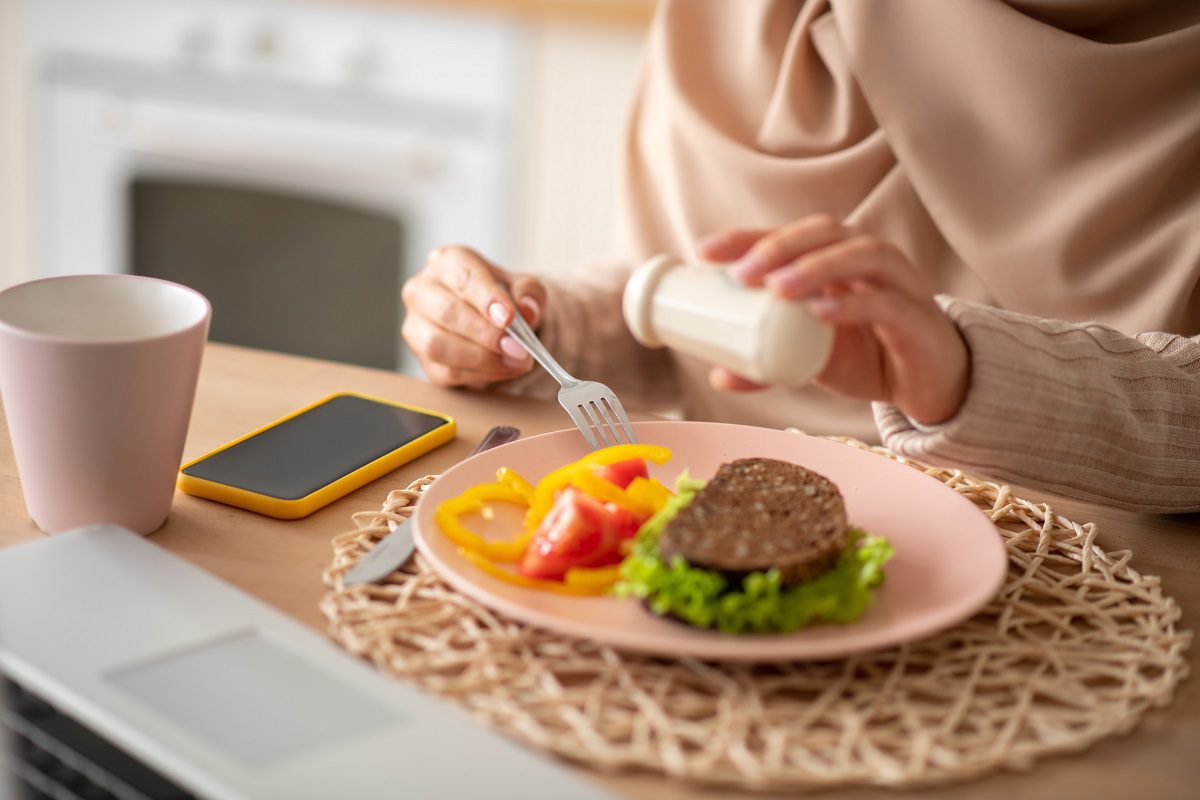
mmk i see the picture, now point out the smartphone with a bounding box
[178,392,456,519]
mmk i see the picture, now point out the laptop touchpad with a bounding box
[107,629,398,767]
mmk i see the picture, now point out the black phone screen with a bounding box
[181,395,451,500]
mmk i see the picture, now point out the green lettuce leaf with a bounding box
[613,473,894,634]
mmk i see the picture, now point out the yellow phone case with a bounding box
[177,391,456,519]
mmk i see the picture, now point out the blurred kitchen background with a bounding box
[0,0,651,373]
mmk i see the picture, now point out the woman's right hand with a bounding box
[697,216,969,425]
[401,246,547,387]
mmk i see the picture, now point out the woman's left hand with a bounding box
[697,215,970,425]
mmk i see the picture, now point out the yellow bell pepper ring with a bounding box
[563,563,623,590]
[435,481,531,556]
[624,476,673,514]
[577,443,672,468]
[459,483,527,506]
[435,500,489,551]
[569,469,638,511]
[495,467,535,502]
[478,530,534,563]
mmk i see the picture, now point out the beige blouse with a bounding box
[508,0,1200,512]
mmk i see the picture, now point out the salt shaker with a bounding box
[622,254,834,386]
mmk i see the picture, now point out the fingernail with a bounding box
[488,302,509,326]
[764,271,806,299]
[499,335,528,361]
[518,296,541,322]
[806,296,841,319]
[730,257,759,282]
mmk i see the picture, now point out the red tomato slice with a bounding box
[593,458,649,490]
[518,488,622,580]
[605,502,647,540]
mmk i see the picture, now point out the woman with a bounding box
[400,1,1200,512]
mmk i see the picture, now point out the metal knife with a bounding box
[342,424,521,586]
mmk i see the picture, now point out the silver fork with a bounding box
[505,310,637,450]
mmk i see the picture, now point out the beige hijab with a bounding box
[620,0,1200,439]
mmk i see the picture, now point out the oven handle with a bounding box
[97,96,450,182]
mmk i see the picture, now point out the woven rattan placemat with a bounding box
[320,437,1191,790]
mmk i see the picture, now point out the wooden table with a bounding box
[1,343,1196,799]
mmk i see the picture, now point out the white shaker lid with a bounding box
[622,253,680,348]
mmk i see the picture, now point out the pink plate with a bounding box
[412,421,1007,662]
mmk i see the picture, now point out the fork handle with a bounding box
[505,311,576,388]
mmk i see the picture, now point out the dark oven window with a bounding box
[130,179,402,370]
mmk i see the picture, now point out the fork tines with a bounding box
[563,387,637,450]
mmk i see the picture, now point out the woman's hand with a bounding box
[401,246,547,388]
[697,215,970,424]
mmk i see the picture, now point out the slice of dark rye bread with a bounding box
[658,458,848,586]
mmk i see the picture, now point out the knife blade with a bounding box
[342,424,521,586]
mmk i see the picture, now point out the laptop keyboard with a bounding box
[2,677,198,800]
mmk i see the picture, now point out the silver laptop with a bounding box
[0,525,616,799]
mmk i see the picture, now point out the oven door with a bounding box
[41,74,512,372]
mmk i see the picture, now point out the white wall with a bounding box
[0,0,34,290]
[516,20,644,274]
[0,1,644,290]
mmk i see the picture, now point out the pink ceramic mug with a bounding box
[0,274,210,534]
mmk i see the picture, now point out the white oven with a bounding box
[30,0,525,373]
